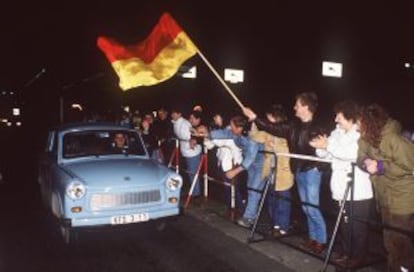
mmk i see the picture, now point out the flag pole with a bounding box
[173,12,244,108]
[194,48,245,109]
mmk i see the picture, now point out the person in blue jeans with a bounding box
[250,104,294,236]
[295,167,325,247]
[267,189,291,235]
[243,92,328,254]
[236,143,265,228]
[200,116,260,219]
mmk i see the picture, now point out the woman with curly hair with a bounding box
[358,103,414,272]
[310,100,374,266]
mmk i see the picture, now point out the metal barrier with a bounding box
[167,140,412,271]
[249,151,388,272]
[167,139,239,219]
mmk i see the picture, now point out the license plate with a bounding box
[110,213,149,225]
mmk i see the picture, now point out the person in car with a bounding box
[112,132,128,153]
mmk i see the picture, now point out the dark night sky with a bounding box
[1,1,414,129]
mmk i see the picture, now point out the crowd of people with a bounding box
[242,95,413,271]
[88,92,413,272]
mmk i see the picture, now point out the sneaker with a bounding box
[236,217,253,228]
[272,229,287,238]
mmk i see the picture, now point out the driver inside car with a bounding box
[112,132,128,153]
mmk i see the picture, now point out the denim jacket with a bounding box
[210,128,260,170]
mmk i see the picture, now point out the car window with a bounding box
[63,130,146,158]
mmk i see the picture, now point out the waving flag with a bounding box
[97,13,197,90]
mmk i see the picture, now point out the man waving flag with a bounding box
[97,12,197,91]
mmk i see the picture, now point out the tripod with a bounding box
[248,169,274,243]
[321,164,355,272]
[248,152,277,243]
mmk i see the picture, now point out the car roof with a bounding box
[54,122,136,134]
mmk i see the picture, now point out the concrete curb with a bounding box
[184,204,336,272]
[184,200,386,272]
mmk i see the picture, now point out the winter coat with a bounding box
[357,119,414,215]
[316,124,373,201]
[249,128,294,191]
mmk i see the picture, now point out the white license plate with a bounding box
[110,213,149,225]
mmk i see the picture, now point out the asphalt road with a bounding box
[0,178,293,272]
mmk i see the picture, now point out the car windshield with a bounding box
[62,130,147,158]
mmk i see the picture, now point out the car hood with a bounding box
[62,158,171,188]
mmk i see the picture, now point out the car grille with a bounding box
[90,190,161,210]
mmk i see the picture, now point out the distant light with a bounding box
[224,68,244,83]
[123,106,130,113]
[71,104,83,111]
[12,108,20,116]
[1,119,8,123]
[322,61,343,78]
[1,91,6,95]
[181,66,197,78]
[6,122,12,127]
[16,121,22,126]
[404,62,411,68]
[10,91,14,95]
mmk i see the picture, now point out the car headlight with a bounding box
[66,181,86,200]
[166,176,182,191]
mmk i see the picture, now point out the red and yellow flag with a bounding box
[97,13,197,90]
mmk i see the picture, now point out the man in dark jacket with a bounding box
[152,107,175,164]
[243,92,328,254]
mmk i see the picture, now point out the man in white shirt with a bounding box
[171,108,202,197]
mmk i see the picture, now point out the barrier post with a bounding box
[184,153,206,209]
[168,139,180,174]
[203,144,209,201]
[230,179,236,221]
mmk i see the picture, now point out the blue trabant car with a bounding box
[38,123,183,243]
